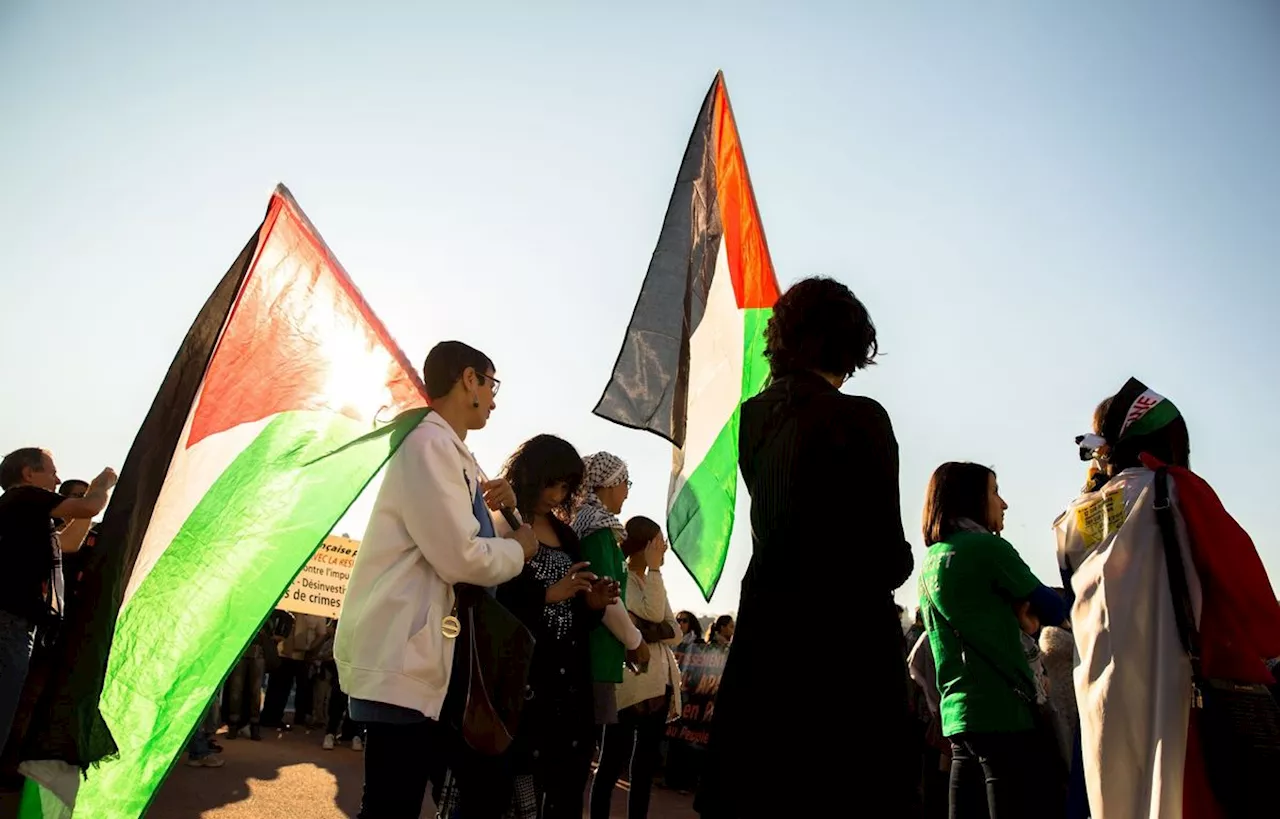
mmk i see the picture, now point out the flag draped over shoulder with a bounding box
[18,185,429,819]
[593,72,780,600]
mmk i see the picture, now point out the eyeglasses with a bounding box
[477,373,501,397]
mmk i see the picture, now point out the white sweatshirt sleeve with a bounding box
[602,599,642,650]
[394,432,524,587]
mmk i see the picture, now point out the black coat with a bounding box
[696,371,916,816]
[496,518,601,769]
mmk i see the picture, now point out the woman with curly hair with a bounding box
[695,277,915,818]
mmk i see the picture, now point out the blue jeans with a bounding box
[0,611,36,755]
[187,689,223,760]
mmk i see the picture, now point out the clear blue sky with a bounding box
[3,3,1278,616]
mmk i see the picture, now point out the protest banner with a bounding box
[277,534,359,619]
[665,642,729,751]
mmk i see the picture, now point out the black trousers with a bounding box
[361,718,516,819]
[590,702,667,819]
[948,731,1041,819]
[360,719,442,819]
[262,658,312,727]
[321,662,362,739]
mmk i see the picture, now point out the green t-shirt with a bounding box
[919,530,1041,737]
[580,527,629,684]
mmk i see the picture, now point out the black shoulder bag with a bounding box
[440,499,537,757]
[1152,467,1280,817]
[445,583,536,756]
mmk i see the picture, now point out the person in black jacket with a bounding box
[695,277,915,818]
[439,435,617,819]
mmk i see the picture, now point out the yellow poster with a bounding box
[1074,491,1127,548]
[277,534,359,619]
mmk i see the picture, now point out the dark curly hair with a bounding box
[499,434,584,521]
[763,277,879,379]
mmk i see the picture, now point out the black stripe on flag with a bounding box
[15,219,264,771]
[593,75,725,449]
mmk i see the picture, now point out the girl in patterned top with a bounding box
[440,435,617,819]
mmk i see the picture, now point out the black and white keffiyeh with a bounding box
[571,452,628,539]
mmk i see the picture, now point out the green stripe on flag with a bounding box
[70,407,427,819]
[669,413,739,598]
[740,307,772,399]
[668,307,773,599]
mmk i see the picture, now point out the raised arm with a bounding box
[51,467,116,522]
[626,570,669,623]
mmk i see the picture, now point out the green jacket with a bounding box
[580,527,628,683]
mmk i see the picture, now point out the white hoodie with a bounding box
[334,412,525,719]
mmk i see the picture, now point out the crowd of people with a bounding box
[4,273,1280,819]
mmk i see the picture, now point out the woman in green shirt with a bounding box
[918,461,1066,819]
[572,452,646,726]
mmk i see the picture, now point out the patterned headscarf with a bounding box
[1075,377,1182,463]
[571,452,628,539]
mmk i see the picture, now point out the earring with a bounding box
[471,393,480,408]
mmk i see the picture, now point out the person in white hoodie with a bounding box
[334,341,538,819]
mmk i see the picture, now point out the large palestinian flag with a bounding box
[594,72,780,599]
[18,186,428,819]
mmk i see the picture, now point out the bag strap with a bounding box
[1152,467,1204,679]
[920,582,1038,705]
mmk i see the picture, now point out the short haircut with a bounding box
[59,479,90,497]
[422,341,494,401]
[764,277,879,379]
[922,461,996,546]
[1,448,47,490]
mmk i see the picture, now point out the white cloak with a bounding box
[1054,467,1203,819]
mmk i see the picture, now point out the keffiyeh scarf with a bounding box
[571,451,628,539]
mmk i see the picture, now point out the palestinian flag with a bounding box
[18,186,428,819]
[593,72,780,599]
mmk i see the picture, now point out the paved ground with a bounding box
[142,725,697,818]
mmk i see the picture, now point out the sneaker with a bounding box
[322,734,335,751]
[350,735,364,752]
[186,754,225,768]
[238,725,252,739]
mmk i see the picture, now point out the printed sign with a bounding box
[665,642,729,751]
[1074,490,1127,547]
[277,535,359,619]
